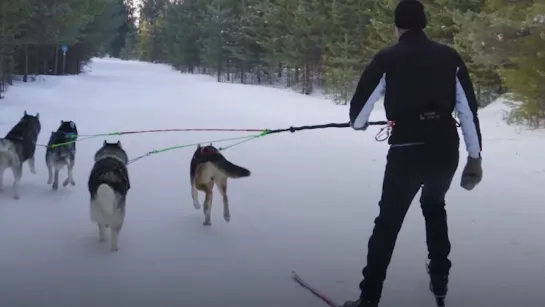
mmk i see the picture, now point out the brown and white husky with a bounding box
[189,144,250,226]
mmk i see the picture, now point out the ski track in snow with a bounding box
[0,58,543,307]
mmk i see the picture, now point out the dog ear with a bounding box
[117,140,122,148]
[69,121,75,128]
[61,120,64,124]
[103,140,107,146]
[35,113,39,119]
[24,110,27,116]
[197,144,201,148]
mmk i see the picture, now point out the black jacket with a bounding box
[349,30,482,157]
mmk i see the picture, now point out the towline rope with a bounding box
[125,121,391,165]
[126,133,266,164]
[67,121,391,138]
[33,121,392,159]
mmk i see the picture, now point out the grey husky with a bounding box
[88,140,130,251]
[0,111,41,199]
[46,120,78,191]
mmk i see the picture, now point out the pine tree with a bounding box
[455,0,542,125]
[322,0,369,104]
[497,2,545,127]
[130,0,543,130]
[323,33,360,104]
[137,0,168,62]
[1,0,137,97]
[108,0,137,58]
[197,0,233,81]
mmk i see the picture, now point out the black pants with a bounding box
[359,143,459,302]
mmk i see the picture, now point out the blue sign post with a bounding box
[60,44,68,74]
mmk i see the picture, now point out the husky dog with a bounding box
[46,120,78,191]
[190,144,251,226]
[88,140,130,251]
[0,111,41,199]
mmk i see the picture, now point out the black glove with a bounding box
[460,156,482,191]
[350,121,369,131]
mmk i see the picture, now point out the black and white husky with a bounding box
[88,140,130,251]
[46,120,78,191]
[0,111,41,199]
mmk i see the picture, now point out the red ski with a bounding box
[291,271,340,307]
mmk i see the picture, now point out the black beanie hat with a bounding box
[395,0,427,30]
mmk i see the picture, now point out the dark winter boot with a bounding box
[341,299,379,307]
[426,260,448,306]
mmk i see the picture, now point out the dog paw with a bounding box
[224,214,230,222]
[30,169,36,175]
[99,237,106,243]
[62,178,76,187]
[110,245,119,252]
[52,183,58,191]
[193,200,201,209]
[47,179,52,184]
[13,194,20,200]
[203,220,212,226]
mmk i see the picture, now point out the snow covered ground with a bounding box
[0,58,543,307]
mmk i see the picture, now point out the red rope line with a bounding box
[115,128,265,135]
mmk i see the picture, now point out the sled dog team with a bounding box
[0,111,251,251]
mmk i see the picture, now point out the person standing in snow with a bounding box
[344,1,483,307]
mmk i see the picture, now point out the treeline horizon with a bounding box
[2,0,544,128]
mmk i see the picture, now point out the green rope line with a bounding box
[46,128,270,146]
[38,134,104,148]
[156,134,258,154]
[39,128,271,151]
[219,130,269,151]
[127,133,265,164]
[51,135,97,148]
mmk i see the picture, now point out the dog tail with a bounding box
[95,184,116,217]
[0,139,13,170]
[211,156,251,178]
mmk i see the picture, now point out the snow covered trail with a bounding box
[0,58,543,307]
